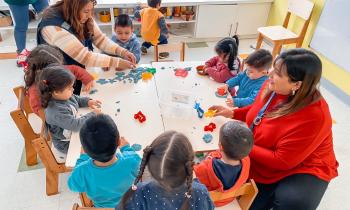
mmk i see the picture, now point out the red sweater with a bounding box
[234,85,338,184]
[194,151,250,207]
[205,56,240,83]
[27,65,93,115]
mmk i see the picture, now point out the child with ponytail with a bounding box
[116,131,214,210]
[24,44,94,116]
[39,65,101,162]
[203,36,240,84]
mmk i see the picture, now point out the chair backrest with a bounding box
[209,179,258,210]
[72,203,114,210]
[288,0,314,20]
[80,193,94,207]
[154,42,185,62]
[32,136,68,173]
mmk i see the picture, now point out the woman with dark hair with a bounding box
[210,48,338,210]
[37,0,136,70]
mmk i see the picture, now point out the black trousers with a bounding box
[73,80,82,95]
[250,174,329,210]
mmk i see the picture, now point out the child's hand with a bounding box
[226,97,234,107]
[92,108,102,115]
[88,99,102,109]
[117,59,136,70]
[83,81,94,92]
[119,136,129,147]
[219,84,229,92]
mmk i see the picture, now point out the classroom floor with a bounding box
[0,30,349,210]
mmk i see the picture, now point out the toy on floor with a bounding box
[204,122,216,132]
[147,67,156,74]
[131,143,142,151]
[134,111,146,123]
[194,101,204,118]
[142,72,153,81]
[196,65,207,76]
[204,109,216,118]
[174,69,188,78]
[89,89,98,95]
[202,134,213,143]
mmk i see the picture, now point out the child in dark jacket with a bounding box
[194,121,253,207]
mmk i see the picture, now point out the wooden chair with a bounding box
[32,135,71,195]
[154,42,185,62]
[72,203,113,210]
[239,53,249,72]
[10,86,43,166]
[210,179,258,210]
[80,193,94,207]
[255,0,314,58]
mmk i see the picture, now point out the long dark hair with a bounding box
[215,35,239,71]
[24,45,63,90]
[38,65,75,108]
[44,0,96,40]
[120,131,194,210]
[262,48,322,118]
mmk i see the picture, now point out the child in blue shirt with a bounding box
[222,49,273,108]
[68,114,141,208]
[116,131,214,210]
[111,14,141,63]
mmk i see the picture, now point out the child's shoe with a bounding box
[159,52,169,59]
[141,46,147,55]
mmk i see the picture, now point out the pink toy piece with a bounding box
[175,69,188,77]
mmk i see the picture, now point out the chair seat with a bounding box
[258,25,298,41]
[28,113,42,134]
[215,199,241,210]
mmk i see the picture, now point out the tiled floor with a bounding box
[0,30,349,210]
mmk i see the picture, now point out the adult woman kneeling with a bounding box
[210,48,338,210]
[37,0,136,70]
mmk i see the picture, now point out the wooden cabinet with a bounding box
[195,4,238,38]
[195,2,271,38]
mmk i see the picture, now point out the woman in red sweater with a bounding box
[210,48,338,210]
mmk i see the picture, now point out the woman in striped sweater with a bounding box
[37,0,136,71]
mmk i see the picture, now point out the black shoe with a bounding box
[159,52,169,59]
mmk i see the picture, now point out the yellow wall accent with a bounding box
[266,0,350,95]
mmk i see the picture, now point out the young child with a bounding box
[134,0,169,59]
[204,36,241,83]
[194,121,253,207]
[24,44,94,116]
[117,131,214,210]
[39,66,101,162]
[223,49,272,108]
[68,114,141,208]
[111,14,141,63]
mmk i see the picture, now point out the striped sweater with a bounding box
[41,20,127,68]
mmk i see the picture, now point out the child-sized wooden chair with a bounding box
[255,0,314,58]
[210,179,258,210]
[10,86,43,166]
[80,193,94,207]
[32,135,71,195]
[154,42,185,62]
[72,203,113,210]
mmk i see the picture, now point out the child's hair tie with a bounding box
[185,192,191,199]
[131,184,137,191]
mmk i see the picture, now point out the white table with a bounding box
[65,65,164,168]
[66,62,231,168]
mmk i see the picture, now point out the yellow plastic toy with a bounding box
[204,109,216,118]
[142,72,153,81]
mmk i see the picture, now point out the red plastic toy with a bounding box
[174,69,188,77]
[134,111,146,123]
[204,122,216,132]
[217,87,227,96]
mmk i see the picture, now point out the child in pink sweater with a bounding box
[204,36,240,83]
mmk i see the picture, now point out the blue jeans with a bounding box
[142,33,168,49]
[8,0,49,52]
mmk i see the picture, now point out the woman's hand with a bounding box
[209,105,234,118]
[116,59,136,70]
[123,50,136,64]
[82,81,94,92]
